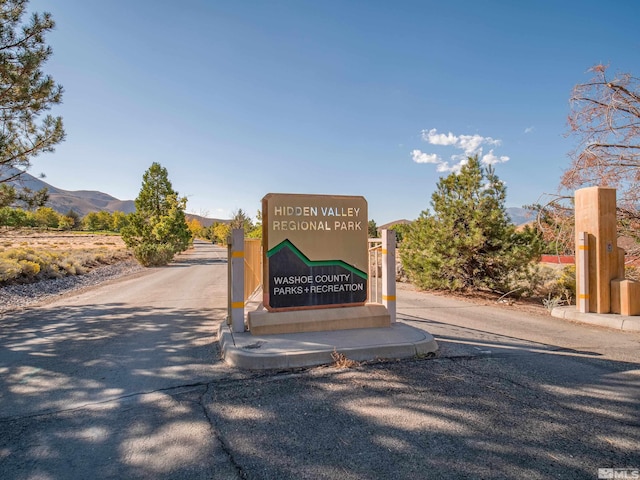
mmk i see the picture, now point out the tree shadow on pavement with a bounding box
[204,335,640,479]
[0,303,240,479]
[2,300,639,479]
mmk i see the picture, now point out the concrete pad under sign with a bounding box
[248,304,391,335]
[218,322,438,370]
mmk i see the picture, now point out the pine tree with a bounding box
[122,163,192,266]
[401,156,542,292]
[0,0,65,183]
[230,208,253,231]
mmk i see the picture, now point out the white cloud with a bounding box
[412,128,509,173]
[481,150,510,165]
[524,126,535,134]
[459,134,500,155]
[421,129,501,156]
[421,128,458,146]
[411,149,441,164]
[436,162,451,172]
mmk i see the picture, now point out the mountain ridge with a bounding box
[2,169,228,225]
[3,169,533,226]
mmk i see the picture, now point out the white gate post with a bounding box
[381,229,397,323]
[577,231,589,313]
[230,228,245,332]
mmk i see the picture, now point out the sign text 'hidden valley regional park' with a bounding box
[262,193,368,311]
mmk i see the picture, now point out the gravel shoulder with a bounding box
[0,260,146,314]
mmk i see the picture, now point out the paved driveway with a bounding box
[1,241,639,479]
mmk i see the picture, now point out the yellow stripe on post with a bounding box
[382,295,396,301]
[578,294,590,299]
[232,251,244,258]
[578,245,589,250]
[231,301,244,309]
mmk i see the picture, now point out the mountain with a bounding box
[379,209,535,231]
[185,213,229,227]
[506,207,536,226]
[4,169,533,226]
[3,168,136,217]
[3,168,229,224]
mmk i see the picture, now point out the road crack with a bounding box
[198,382,247,480]
[0,380,212,423]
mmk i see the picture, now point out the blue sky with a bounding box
[27,0,640,224]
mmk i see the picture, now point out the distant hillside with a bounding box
[506,207,536,226]
[379,210,535,231]
[185,213,229,227]
[2,169,136,217]
[3,168,228,224]
[4,168,533,226]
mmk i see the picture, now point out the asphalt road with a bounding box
[1,241,639,479]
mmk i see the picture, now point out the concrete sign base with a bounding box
[248,304,391,335]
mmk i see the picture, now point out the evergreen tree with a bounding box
[0,0,65,183]
[15,186,48,210]
[401,156,542,292]
[246,209,262,239]
[368,220,378,238]
[0,184,16,207]
[229,208,253,231]
[121,163,192,266]
[64,209,81,230]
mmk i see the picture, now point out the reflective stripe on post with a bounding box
[577,231,589,313]
[230,228,245,332]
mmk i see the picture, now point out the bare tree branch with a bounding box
[563,64,640,258]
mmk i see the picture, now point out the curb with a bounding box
[551,306,640,332]
[218,322,438,370]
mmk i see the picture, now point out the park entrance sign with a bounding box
[262,193,368,311]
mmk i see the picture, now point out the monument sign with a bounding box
[262,193,368,311]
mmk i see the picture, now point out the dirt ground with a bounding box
[410,283,551,317]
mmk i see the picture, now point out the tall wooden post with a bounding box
[574,187,618,313]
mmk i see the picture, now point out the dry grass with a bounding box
[331,349,360,369]
[0,229,132,284]
[1,228,126,251]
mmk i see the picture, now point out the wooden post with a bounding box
[574,187,618,313]
[381,229,396,323]
[230,229,245,333]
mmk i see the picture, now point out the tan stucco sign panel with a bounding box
[262,193,368,311]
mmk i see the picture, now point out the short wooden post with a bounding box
[381,229,396,323]
[230,228,245,332]
[577,231,589,313]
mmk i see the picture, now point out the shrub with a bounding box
[0,245,130,285]
[132,243,175,267]
[0,258,20,282]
